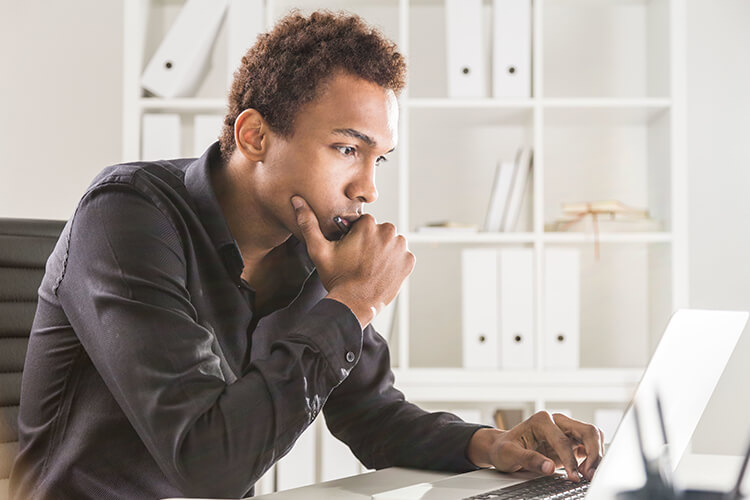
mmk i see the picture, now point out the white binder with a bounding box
[501,148,533,232]
[543,248,581,369]
[141,114,181,160]
[275,423,317,491]
[227,0,265,87]
[492,0,532,98]
[193,114,224,156]
[498,248,535,369]
[461,249,499,369]
[320,417,363,482]
[445,0,487,98]
[141,0,230,98]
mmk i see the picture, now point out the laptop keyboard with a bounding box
[463,474,590,499]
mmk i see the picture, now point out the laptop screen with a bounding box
[587,309,748,498]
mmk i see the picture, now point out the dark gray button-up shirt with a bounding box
[10,142,486,500]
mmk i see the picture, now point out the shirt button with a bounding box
[346,351,355,363]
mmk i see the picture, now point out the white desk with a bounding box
[165,454,743,500]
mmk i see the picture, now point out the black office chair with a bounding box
[0,218,65,499]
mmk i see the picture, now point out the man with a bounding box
[10,10,603,500]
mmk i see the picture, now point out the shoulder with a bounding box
[85,159,190,198]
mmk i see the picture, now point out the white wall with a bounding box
[0,0,124,220]
[2,0,749,455]
[686,0,750,456]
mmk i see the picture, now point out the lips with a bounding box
[339,214,360,226]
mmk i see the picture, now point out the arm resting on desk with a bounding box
[323,324,490,472]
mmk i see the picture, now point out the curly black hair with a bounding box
[219,9,406,162]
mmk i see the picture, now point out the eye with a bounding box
[335,146,357,157]
[375,155,388,166]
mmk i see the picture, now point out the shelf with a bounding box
[544,98,671,126]
[407,99,534,126]
[405,232,672,244]
[392,368,643,403]
[407,232,535,244]
[543,232,673,244]
[407,98,535,109]
[139,98,227,112]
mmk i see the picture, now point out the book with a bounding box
[483,160,517,232]
[501,148,533,232]
[545,217,662,233]
[561,200,650,218]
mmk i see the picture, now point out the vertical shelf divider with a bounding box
[122,0,149,162]
[397,0,410,370]
[533,0,545,381]
[670,0,689,311]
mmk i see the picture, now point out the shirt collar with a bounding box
[184,141,315,284]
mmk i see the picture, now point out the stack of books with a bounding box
[545,200,661,233]
[484,148,533,232]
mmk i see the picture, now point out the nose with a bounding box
[346,161,378,204]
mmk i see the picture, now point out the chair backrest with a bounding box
[0,218,65,496]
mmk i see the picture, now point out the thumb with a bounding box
[291,196,327,255]
[498,442,555,476]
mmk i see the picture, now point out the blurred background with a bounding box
[1,0,749,492]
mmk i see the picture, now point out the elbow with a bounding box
[167,439,274,498]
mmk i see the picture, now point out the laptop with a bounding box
[370,309,749,500]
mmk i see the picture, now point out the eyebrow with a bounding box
[332,128,396,153]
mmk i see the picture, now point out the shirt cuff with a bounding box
[292,298,363,384]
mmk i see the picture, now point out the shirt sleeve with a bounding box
[322,323,492,472]
[54,184,363,498]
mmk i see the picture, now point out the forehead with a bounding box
[295,72,398,148]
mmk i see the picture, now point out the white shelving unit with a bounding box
[123,0,687,490]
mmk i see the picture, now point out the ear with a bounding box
[234,108,270,162]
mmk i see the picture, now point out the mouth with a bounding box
[333,213,360,237]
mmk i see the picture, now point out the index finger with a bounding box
[532,412,581,482]
[290,196,329,257]
[553,413,604,481]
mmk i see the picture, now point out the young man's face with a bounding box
[261,71,398,241]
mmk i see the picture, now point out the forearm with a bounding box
[324,325,491,472]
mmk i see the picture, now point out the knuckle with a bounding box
[382,222,397,235]
[585,424,600,441]
[360,213,376,225]
[532,410,553,424]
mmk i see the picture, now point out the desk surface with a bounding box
[164,454,743,500]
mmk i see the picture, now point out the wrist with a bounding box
[325,292,374,329]
[466,428,504,468]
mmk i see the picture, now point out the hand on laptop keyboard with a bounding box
[467,411,604,482]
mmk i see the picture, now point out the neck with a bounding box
[211,154,292,273]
